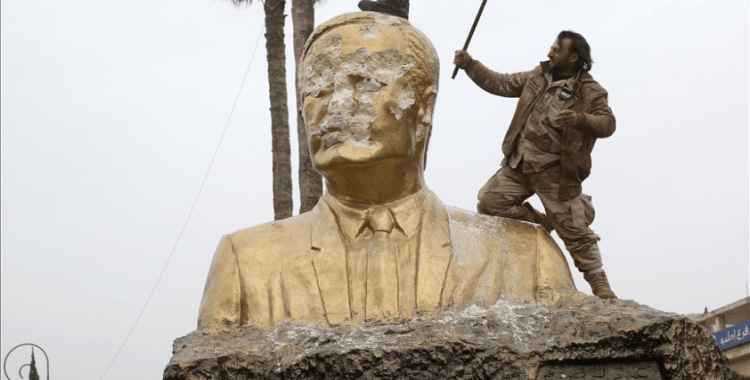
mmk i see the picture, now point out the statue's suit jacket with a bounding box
[198,190,577,331]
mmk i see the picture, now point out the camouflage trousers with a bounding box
[477,164,602,272]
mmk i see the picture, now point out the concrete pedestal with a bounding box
[163,295,729,379]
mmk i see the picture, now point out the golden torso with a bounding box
[198,190,576,331]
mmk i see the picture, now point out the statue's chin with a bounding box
[313,155,383,175]
[313,144,376,169]
[313,145,419,174]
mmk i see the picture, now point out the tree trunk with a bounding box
[264,0,293,220]
[291,0,322,214]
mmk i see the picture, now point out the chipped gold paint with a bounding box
[196,12,578,332]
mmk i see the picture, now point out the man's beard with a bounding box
[550,62,571,76]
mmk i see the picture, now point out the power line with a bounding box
[98,22,266,380]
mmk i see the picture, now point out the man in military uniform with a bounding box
[454,31,617,299]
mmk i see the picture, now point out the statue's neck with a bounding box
[324,160,425,204]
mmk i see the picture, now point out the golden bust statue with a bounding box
[198,12,577,332]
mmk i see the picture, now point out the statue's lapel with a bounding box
[310,200,351,326]
[416,190,453,313]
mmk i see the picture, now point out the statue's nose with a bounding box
[339,97,358,114]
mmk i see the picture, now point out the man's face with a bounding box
[301,23,423,174]
[547,37,576,75]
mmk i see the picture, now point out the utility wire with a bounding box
[99,22,267,380]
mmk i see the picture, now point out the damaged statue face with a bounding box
[301,18,436,174]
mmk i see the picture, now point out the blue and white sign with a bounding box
[712,320,750,350]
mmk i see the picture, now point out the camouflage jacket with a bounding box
[465,60,616,201]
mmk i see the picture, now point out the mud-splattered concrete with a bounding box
[163,295,729,379]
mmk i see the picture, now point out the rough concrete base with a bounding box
[163,295,729,379]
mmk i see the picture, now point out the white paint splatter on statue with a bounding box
[357,24,381,41]
[302,33,416,151]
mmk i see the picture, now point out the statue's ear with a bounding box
[416,85,438,142]
[298,106,307,139]
[417,85,437,170]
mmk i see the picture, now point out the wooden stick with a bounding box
[452,0,488,80]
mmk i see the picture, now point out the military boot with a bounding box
[358,0,410,20]
[583,270,617,299]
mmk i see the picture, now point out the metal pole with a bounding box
[452,0,488,79]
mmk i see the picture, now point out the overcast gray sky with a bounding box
[1,0,748,378]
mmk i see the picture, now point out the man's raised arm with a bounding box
[454,50,530,98]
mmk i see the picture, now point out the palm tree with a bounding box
[291,0,323,214]
[230,0,293,220]
[264,0,294,220]
[228,0,323,218]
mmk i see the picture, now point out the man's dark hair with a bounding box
[557,30,593,72]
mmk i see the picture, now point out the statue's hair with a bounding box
[299,12,440,102]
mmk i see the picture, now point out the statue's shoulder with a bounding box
[225,211,314,253]
[445,205,559,258]
[446,206,542,239]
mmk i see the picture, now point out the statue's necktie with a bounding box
[365,206,399,323]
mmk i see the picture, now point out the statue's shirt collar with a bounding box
[323,189,427,240]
